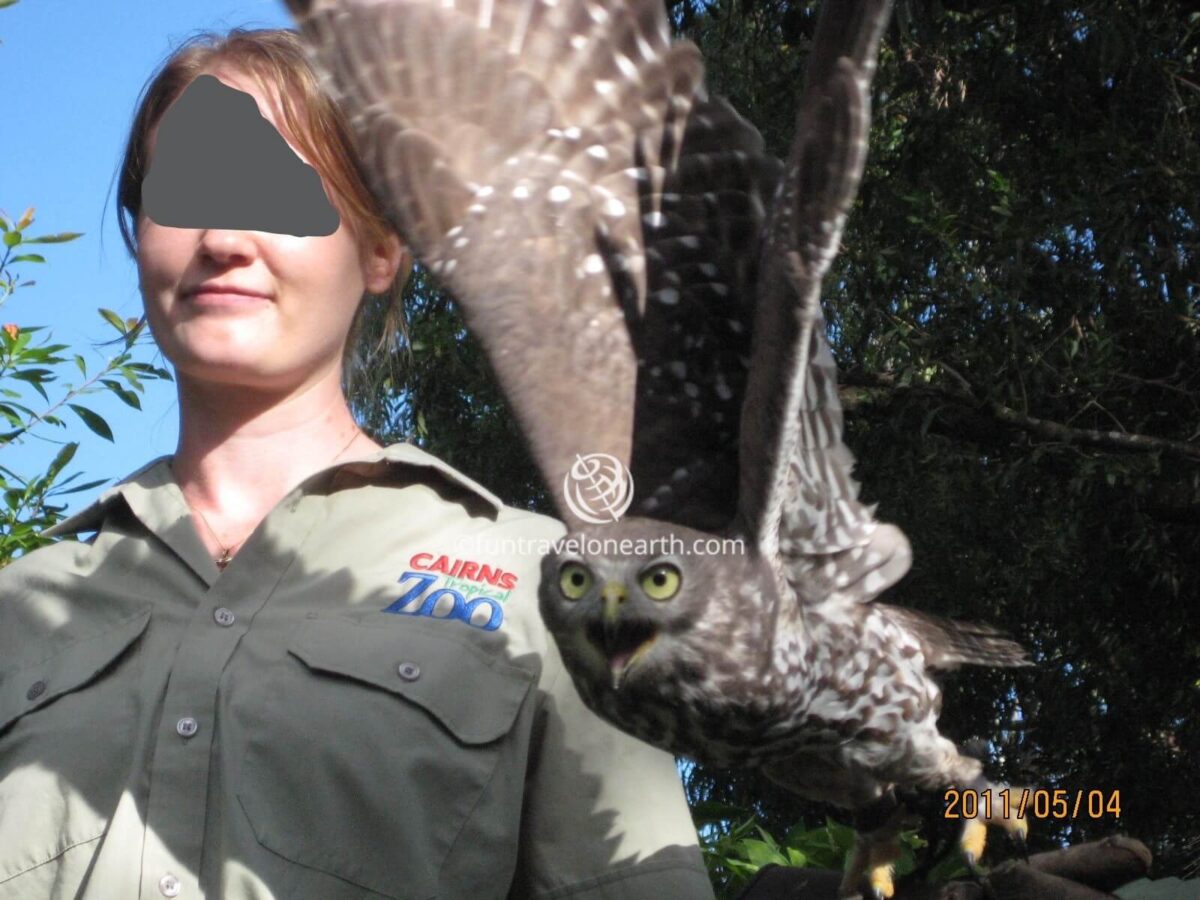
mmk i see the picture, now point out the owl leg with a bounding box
[958,776,1029,873]
[838,791,916,899]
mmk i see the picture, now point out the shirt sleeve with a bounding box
[510,625,715,899]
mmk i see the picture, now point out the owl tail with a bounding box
[879,605,1032,670]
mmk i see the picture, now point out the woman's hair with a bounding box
[115,27,410,388]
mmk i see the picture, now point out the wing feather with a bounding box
[287,0,707,525]
[732,0,905,604]
[880,605,1033,670]
[290,0,902,574]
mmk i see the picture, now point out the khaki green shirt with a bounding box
[0,443,713,900]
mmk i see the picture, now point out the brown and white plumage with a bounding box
[284,0,1032,892]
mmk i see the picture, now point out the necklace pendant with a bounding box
[216,548,232,570]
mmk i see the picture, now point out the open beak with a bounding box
[594,581,657,691]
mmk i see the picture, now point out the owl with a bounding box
[284,0,1033,895]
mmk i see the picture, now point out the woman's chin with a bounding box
[171,345,342,398]
[172,353,293,391]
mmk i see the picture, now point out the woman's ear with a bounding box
[363,232,408,294]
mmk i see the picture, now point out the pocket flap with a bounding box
[0,606,152,734]
[288,616,534,744]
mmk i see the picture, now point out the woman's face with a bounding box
[136,66,398,394]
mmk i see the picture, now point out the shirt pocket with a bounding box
[235,615,537,900]
[0,606,152,887]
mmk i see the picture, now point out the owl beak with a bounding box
[602,581,627,625]
[596,581,658,691]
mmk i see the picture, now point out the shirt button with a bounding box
[159,873,181,897]
[26,680,47,701]
[397,662,421,681]
[213,607,236,627]
[176,717,199,738]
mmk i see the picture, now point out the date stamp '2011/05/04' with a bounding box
[944,788,1122,821]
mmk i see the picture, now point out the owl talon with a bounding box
[960,817,988,875]
[866,863,896,899]
[840,827,900,899]
[1009,827,1029,861]
[958,782,1030,874]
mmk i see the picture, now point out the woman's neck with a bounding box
[169,372,383,558]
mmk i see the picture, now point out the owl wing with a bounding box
[285,0,723,527]
[729,0,913,606]
[286,0,903,585]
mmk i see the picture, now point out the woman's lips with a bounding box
[184,286,272,308]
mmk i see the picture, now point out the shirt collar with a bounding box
[41,442,506,538]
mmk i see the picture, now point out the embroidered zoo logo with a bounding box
[382,553,518,631]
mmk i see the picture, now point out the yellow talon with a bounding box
[867,862,895,898]
[960,817,987,867]
[1007,813,1029,840]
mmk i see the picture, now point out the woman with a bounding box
[0,29,711,900]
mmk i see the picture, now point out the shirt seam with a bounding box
[0,828,106,884]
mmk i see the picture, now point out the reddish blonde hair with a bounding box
[115,28,410,383]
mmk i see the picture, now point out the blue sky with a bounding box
[1,0,292,516]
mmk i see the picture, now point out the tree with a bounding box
[0,207,171,563]
[1,0,169,563]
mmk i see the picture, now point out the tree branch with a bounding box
[841,371,1200,462]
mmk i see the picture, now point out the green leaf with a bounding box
[67,404,114,441]
[44,443,79,483]
[74,355,87,377]
[0,1,21,11]
[785,848,808,867]
[742,838,786,868]
[52,478,107,496]
[2,231,20,248]
[119,364,143,390]
[101,379,141,409]
[9,368,52,401]
[9,254,45,264]
[98,308,128,333]
[24,232,83,244]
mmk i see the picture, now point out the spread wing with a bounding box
[732,0,913,605]
[286,0,908,602]
[284,0,712,527]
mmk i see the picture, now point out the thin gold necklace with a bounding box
[182,427,363,570]
[190,504,243,571]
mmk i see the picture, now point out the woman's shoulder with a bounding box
[0,532,154,683]
[360,442,566,532]
[0,537,88,586]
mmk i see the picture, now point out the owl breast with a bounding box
[567,597,941,772]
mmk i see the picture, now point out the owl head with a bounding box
[538,517,761,697]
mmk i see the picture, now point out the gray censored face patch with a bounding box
[142,75,340,237]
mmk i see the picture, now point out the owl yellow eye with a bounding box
[559,562,593,600]
[639,563,681,601]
